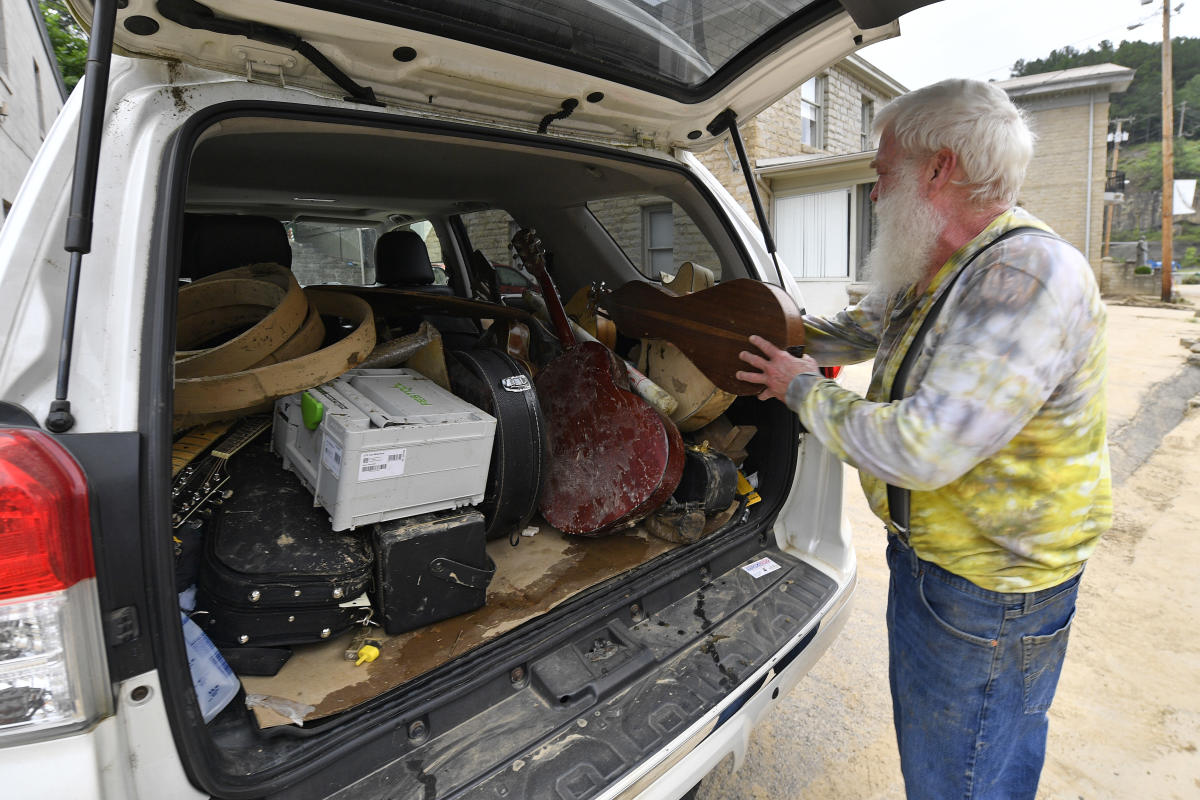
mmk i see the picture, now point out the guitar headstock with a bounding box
[511,228,547,277]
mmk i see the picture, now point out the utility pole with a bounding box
[1103,117,1133,259]
[1161,0,1174,302]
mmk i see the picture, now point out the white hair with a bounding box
[873,78,1034,207]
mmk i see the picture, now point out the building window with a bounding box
[775,188,851,279]
[0,3,8,76]
[34,61,45,138]
[800,77,823,148]
[860,98,875,150]
[643,203,674,275]
[855,183,877,282]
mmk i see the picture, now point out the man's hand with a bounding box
[737,334,820,402]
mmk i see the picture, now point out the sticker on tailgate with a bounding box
[742,557,781,578]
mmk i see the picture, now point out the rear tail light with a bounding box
[0,428,109,742]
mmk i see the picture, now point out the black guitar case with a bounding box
[194,438,374,648]
[449,348,547,541]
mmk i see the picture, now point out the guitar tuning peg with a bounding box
[221,489,234,499]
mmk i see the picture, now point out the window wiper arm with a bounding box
[156,0,383,106]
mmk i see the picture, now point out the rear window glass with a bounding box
[287,221,378,286]
[344,0,820,95]
[588,196,722,280]
[287,220,446,286]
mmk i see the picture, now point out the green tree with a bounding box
[39,0,88,91]
[1012,37,1200,143]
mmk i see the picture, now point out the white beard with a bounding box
[865,163,947,293]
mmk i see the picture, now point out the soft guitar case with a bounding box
[194,438,374,648]
[448,348,547,541]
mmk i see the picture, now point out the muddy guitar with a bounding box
[511,229,683,536]
[600,278,805,395]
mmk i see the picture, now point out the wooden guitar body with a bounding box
[603,278,805,395]
[535,341,684,536]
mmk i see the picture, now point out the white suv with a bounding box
[0,2,924,797]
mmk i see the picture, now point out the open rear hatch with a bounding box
[65,0,929,148]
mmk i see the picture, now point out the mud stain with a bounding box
[270,523,678,723]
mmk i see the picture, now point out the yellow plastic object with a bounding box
[736,471,761,506]
[355,644,381,666]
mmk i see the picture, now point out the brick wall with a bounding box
[694,63,893,223]
[1011,94,1110,276]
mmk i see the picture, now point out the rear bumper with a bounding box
[605,566,857,799]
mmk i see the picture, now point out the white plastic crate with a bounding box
[273,368,496,531]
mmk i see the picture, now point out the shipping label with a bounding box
[359,448,407,481]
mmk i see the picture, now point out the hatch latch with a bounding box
[234,46,296,88]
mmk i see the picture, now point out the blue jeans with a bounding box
[886,535,1081,800]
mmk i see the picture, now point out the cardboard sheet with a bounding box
[240,523,677,728]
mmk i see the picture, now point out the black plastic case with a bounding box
[371,508,495,634]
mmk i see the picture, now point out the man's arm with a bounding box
[801,288,889,366]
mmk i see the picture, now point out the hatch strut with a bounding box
[45,0,120,433]
[156,0,383,106]
[707,109,789,291]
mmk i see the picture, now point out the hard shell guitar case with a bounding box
[194,437,374,648]
[448,348,547,541]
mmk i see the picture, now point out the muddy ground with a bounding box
[698,288,1200,800]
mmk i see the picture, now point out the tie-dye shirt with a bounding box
[786,208,1111,592]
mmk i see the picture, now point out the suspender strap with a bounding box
[885,226,1051,538]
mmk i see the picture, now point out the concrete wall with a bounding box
[1011,91,1110,276]
[0,0,66,228]
[1100,256,1162,296]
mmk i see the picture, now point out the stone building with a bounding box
[993,64,1135,283]
[695,54,906,314]
[0,0,67,228]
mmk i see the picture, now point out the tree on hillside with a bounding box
[1012,37,1200,143]
[40,0,88,92]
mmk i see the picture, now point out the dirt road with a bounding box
[698,292,1200,799]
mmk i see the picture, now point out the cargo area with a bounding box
[159,109,809,790]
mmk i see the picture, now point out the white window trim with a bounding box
[799,76,824,150]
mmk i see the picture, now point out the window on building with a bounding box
[0,4,8,76]
[775,188,851,279]
[35,61,45,138]
[860,98,875,151]
[855,182,877,282]
[643,204,675,275]
[800,77,823,148]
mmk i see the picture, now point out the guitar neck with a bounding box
[512,229,576,349]
[210,416,271,460]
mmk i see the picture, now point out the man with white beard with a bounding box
[738,79,1110,800]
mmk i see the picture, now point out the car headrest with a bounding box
[181,214,292,280]
[375,230,435,287]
